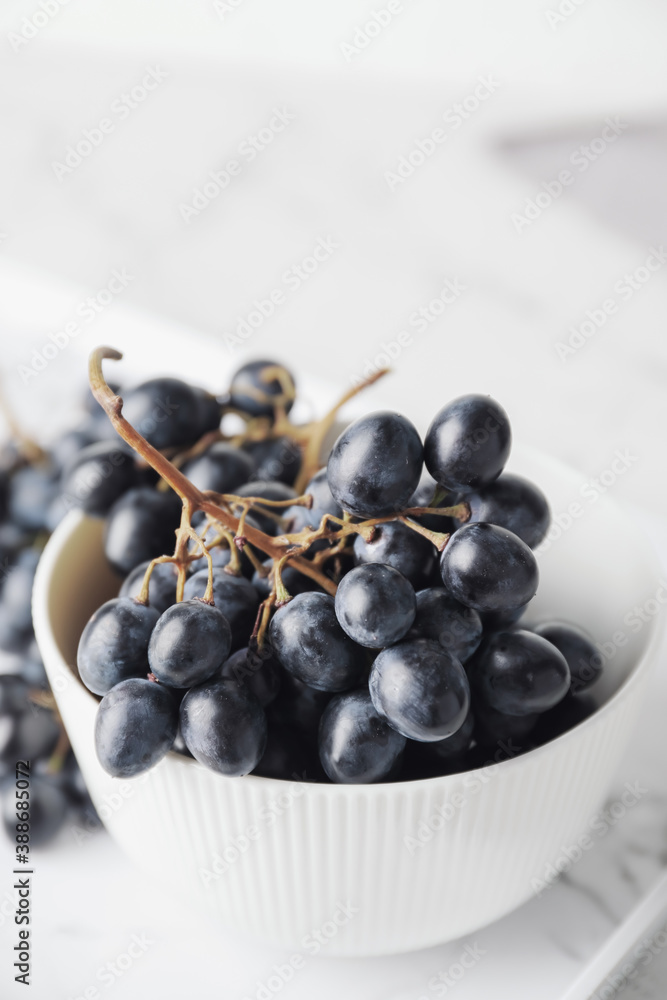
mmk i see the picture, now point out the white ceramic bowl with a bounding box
[33,446,663,957]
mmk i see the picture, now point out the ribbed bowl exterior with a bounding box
[34,512,660,956]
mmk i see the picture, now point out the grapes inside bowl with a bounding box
[32,349,664,955]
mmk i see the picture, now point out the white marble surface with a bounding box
[0,3,666,996]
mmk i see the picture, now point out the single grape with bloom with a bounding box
[470,630,571,716]
[454,473,550,550]
[440,522,539,613]
[318,690,406,784]
[369,639,470,742]
[95,678,179,778]
[269,593,366,692]
[327,411,423,518]
[77,597,160,696]
[228,359,296,419]
[408,589,483,664]
[424,394,511,492]
[533,621,602,694]
[148,600,232,688]
[180,678,267,776]
[334,563,416,649]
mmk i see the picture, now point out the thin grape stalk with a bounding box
[88,347,469,646]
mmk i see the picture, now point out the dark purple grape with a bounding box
[327,411,423,519]
[425,394,511,492]
[83,406,122,444]
[409,588,482,663]
[182,443,254,495]
[8,462,60,532]
[180,677,267,776]
[122,377,202,450]
[533,622,602,693]
[229,359,296,419]
[77,597,160,695]
[192,386,223,437]
[369,638,469,742]
[1,773,68,846]
[318,689,406,784]
[60,750,93,805]
[0,647,30,677]
[2,702,60,763]
[21,640,48,689]
[119,560,179,614]
[471,629,570,716]
[183,568,259,649]
[403,709,475,778]
[268,673,332,740]
[60,442,137,517]
[0,522,32,566]
[220,645,282,706]
[1,549,39,636]
[0,674,29,714]
[242,437,301,486]
[269,592,366,692]
[302,468,341,516]
[253,723,321,781]
[95,677,178,778]
[0,442,23,475]
[0,609,30,654]
[353,521,436,590]
[50,428,97,470]
[422,708,475,761]
[334,563,416,649]
[532,691,597,746]
[440,522,538,613]
[252,558,318,600]
[0,714,18,763]
[232,481,296,536]
[479,602,530,632]
[455,474,550,550]
[104,487,182,576]
[473,701,540,751]
[148,600,232,688]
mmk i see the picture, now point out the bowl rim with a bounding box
[33,480,665,798]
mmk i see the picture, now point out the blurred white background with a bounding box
[0,2,666,998]
[0,1,666,513]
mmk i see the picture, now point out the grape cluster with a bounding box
[0,388,135,845]
[76,352,602,787]
[0,368,230,843]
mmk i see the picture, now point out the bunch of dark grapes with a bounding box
[0,386,130,845]
[0,367,225,844]
[74,351,603,787]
